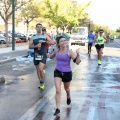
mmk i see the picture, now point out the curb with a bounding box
[0,55,27,64]
[18,87,55,120]
[0,55,27,83]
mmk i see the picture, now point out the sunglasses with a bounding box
[42,29,46,31]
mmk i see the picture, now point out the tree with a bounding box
[16,1,40,39]
[43,0,65,33]
[43,0,91,33]
[0,0,31,46]
[116,27,120,33]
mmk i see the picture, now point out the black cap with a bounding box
[42,27,46,31]
[99,29,104,32]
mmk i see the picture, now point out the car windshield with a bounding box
[0,34,4,38]
[15,33,25,37]
[72,28,85,35]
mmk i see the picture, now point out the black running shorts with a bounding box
[88,43,93,46]
[95,44,104,50]
[33,54,47,65]
[54,69,72,82]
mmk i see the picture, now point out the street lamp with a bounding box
[12,0,15,50]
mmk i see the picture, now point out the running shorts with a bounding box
[33,54,47,65]
[95,44,104,50]
[54,69,72,82]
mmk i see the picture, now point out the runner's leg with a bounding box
[99,48,103,61]
[89,44,92,54]
[39,62,45,81]
[54,77,62,109]
[63,82,71,105]
[35,64,41,80]
[38,62,46,89]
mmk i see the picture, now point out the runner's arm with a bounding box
[69,49,81,65]
[104,36,107,42]
[29,37,41,49]
[47,49,57,59]
[45,34,56,45]
[94,35,98,43]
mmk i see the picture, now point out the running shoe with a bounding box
[67,98,71,105]
[38,81,45,89]
[54,108,60,116]
[98,60,101,65]
[40,82,45,89]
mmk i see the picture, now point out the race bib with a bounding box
[89,38,93,42]
[35,53,43,60]
[97,39,102,43]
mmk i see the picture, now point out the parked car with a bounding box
[2,33,12,43]
[2,33,23,43]
[0,34,6,44]
[14,37,23,43]
[116,36,120,39]
[15,33,27,42]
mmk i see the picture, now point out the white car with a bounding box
[71,27,88,46]
[0,34,6,44]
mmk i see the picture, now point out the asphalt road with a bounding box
[0,40,120,120]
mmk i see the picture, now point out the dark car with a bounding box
[116,36,120,39]
[15,33,27,42]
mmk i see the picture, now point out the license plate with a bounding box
[75,41,82,43]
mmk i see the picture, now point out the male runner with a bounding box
[29,23,54,89]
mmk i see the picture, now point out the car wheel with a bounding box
[1,40,6,44]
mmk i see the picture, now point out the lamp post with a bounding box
[12,0,15,50]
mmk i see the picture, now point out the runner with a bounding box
[47,35,81,116]
[110,34,114,42]
[95,29,106,65]
[87,30,95,55]
[42,27,51,53]
[29,23,54,89]
[42,27,55,73]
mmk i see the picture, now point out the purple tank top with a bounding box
[55,49,71,72]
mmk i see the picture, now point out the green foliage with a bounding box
[17,1,40,24]
[0,0,32,46]
[0,0,32,21]
[42,0,91,30]
[116,27,120,33]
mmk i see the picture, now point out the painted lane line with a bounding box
[18,87,55,120]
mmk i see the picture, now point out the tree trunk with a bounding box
[63,26,65,33]
[56,26,59,35]
[5,21,9,47]
[26,22,29,41]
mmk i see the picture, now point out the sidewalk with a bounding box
[0,45,28,64]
